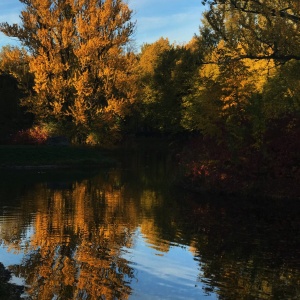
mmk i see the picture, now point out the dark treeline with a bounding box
[0,0,299,196]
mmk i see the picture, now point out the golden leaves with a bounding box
[8,0,135,144]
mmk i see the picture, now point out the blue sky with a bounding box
[0,0,204,49]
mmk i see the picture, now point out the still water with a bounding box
[0,150,300,299]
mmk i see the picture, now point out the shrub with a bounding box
[12,125,49,145]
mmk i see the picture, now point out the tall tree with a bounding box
[0,0,136,144]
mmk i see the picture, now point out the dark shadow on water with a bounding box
[169,190,300,299]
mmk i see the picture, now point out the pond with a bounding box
[0,148,300,299]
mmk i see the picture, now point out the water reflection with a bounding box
[0,151,300,299]
[180,194,300,300]
[1,170,137,299]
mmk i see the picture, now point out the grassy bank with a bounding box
[0,145,116,169]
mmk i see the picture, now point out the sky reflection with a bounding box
[122,229,217,300]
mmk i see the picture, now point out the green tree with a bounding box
[136,38,201,134]
[262,60,300,119]
[0,0,136,144]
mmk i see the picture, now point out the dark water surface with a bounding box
[0,150,300,299]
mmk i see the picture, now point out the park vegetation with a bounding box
[0,0,299,195]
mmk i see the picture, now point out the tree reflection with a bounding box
[0,161,300,299]
[2,171,136,299]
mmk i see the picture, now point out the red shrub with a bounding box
[11,126,49,145]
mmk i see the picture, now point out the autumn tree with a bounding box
[0,0,136,144]
[182,41,260,148]
[199,1,300,174]
[180,3,300,188]
[201,0,300,63]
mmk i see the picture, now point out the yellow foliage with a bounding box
[139,37,171,75]
[4,0,136,143]
[0,46,31,89]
